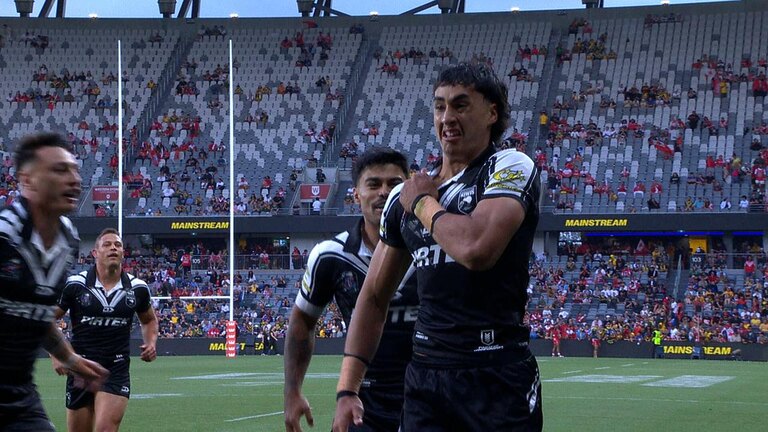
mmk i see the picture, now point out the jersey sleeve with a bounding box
[379,182,407,249]
[482,149,539,211]
[58,274,85,313]
[132,278,152,314]
[295,242,339,319]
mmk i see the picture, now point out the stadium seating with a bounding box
[1,10,765,215]
[1,6,766,342]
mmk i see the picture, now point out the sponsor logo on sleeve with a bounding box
[487,168,526,192]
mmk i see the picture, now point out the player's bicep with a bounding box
[137,307,157,326]
[467,196,526,261]
[362,242,412,311]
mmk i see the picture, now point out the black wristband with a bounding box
[343,352,371,367]
[336,390,358,401]
[410,193,431,214]
[430,210,448,233]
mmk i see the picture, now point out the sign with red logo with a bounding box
[299,183,331,202]
[92,185,119,204]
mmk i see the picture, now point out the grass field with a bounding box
[34,355,766,431]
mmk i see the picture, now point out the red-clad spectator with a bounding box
[620,166,630,178]
[753,165,766,187]
[633,181,646,198]
[617,182,627,197]
[753,73,768,97]
[650,181,663,195]
[744,256,756,277]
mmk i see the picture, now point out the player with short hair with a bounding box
[284,147,418,432]
[0,133,108,431]
[333,63,543,431]
[53,227,158,432]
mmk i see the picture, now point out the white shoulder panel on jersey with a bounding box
[484,149,537,200]
[296,232,369,318]
[66,271,88,286]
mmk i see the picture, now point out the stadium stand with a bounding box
[1,4,765,346]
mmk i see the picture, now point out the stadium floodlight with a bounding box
[510,6,521,13]
[297,0,314,17]
[438,0,453,13]
[661,0,671,5]
[369,11,379,16]
[14,0,34,17]
[88,12,98,19]
[229,12,239,19]
[158,0,177,18]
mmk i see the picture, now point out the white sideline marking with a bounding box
[549,396,768,407]
[594,366,611,370]
[172,372,264,380]
[545,375,661,384]
[226,411,284,422]
[174,372,339,380]
[562,370,582,374]
[642,375,734,388]
[132,393,182,400]
[621,364,635,367]
[221,381,284,387]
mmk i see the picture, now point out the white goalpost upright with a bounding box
[115,39,239,356]
[117,40,124,236]
[225,38,237,358]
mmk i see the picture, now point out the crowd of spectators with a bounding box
[67,233,763,347]
[527,241,768,347]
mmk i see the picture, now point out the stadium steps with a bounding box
[332,30,381,162]
[529,28,563,145]
[132,32,193,154]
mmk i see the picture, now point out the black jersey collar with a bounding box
[85,266,133,292]
[431,144,497,186]
[430,144,496,175]
[341,217,366,255]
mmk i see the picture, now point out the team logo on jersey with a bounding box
[0,258,21,280]
[457,186,477,214]
[481,329,495,345]
[340,271,357,293]
[125,291,136,307]
[79,292,92,307]
[102,306,115,313]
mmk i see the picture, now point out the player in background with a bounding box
[52,228,158,432]
[284,148,418,432]
[333,63,543,431]
[550,323,563,357]
[0,133,108,431]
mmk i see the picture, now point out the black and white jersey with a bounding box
[0,197,79,386]
[380,146,540,367]
[296,218,418,384]
[59,267,151,359]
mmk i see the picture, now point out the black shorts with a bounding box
[352,383,404,432]
[0,384,55,432]
[401,354,543,432]
[66,356,131,410]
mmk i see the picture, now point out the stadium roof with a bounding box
[0,0,737,19]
